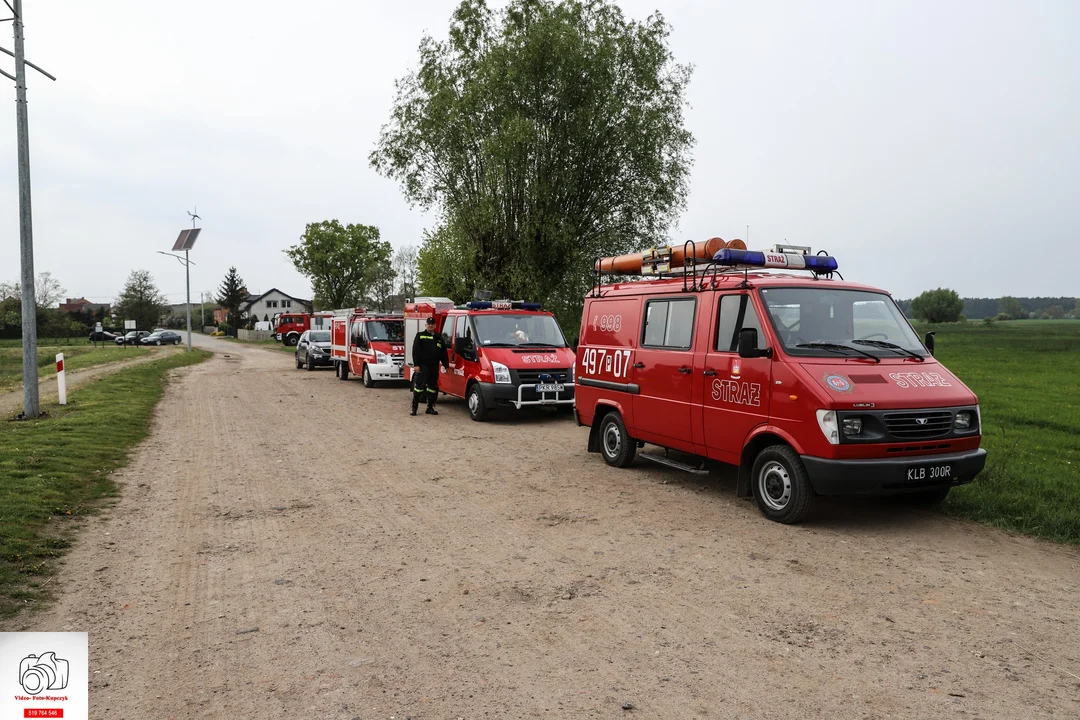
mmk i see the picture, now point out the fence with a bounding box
[237,329,275,341]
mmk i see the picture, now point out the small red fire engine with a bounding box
[274,311,333,346]
[404,296,576,421]
[329,309,407,386]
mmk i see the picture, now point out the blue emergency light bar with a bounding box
[464,300,543,310]
[712,248,838,272]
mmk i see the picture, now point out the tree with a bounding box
[284,220,393,310]
[216,267,248,329]
[370,0,694,328]
[1046,305,1065,319]
[0,272,65,308]
[392,245,420,303]
[114,270,168,331]
[911,288,964,324]
[998,296,1024,320]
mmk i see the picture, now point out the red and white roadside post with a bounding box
[55,352,66,405]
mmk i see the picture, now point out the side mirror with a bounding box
[738,328,773,359]
[924,331,936,356]
[454,336,472,357]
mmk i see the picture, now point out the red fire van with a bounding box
[576,241,986,523]
[330,310,407,386]
[405,297,576,421]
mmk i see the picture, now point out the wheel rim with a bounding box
[602,422,621,458]
[468,389,479,414]
[364,367,371,383]
[758,461,791,511]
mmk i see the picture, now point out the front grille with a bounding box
[515,368,571,384]
[883,411,953,440]
[391,353,405,367]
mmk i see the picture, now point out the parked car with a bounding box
[116,330,150,345]
[295,329,332,371]
[88,330,119,343]
[141,330,183,346]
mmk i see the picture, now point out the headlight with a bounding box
[842,417,863,436]
[816,409,840,445]
[492,361,511,384]
[954,410,975,431]
[375,351,389,364]
[569,363,575,383]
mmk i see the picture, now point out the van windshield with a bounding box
[366,321,404,342]
[472,313,567,348]
[759,287,928,359]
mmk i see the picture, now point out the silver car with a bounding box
[295,330,333,371]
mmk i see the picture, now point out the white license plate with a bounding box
[907,464,953,482]
[535,383,564,393]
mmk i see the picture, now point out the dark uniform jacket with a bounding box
[413,328,449,368]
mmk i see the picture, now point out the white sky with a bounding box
[0,0,1076,306]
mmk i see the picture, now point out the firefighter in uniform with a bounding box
[411,317,449,415]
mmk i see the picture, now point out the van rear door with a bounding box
[632,296,698,454]
[702,293,772,464]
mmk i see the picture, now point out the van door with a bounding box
[450,314,479,399]
[440,315,462,397]
[702,293,772,464]
[632,296,698,454]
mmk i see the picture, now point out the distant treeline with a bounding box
[897,296,1077,319]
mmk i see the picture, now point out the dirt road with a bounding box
[5,334,1078,719]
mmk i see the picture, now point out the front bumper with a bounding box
[477,381,575,410]
[802,448,987,496]
[306,353,334,367]
[367,361,406,381]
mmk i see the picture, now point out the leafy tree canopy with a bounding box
[114,270,168,331]
[285,220,393,310]
[372,0,694,330]
[911,288,964,324]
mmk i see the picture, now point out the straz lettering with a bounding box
[765,254,786,265]
[890,372,953,389]
[711,379,762,407]
[521,353,559,364]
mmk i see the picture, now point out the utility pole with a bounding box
[4,0,56,418]
[159,210,200,351]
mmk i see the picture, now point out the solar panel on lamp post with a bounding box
[159,225,201,352]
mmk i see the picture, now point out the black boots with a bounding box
[425,407,438,415]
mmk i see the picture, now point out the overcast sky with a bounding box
[0,0,1075,307]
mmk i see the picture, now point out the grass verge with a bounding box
[0,345,152,391]
[0,349,211,620]
[220,336,295,354]
[916,321,1080,544]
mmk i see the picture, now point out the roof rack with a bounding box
[590,242,841,296]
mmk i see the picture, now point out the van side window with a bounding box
[716,295,765,352]
[443,316,457,346]
[642,298,696,349]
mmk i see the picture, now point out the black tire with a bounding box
[306,355,314,371]
[598,411,636,468]
[751,445,814,524]
[901,486,951,506]
[467,383,488,422]
[285,334,299,347]
[362,365,375,388]
[295,355,303,370]
[339,361,349,381]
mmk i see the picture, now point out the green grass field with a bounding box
[0,344,151,392]
[918,320,1080,544]
[0,350,211,619]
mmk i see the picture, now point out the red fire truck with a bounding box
[404,296,576,421]
[274,311,333,346]
[577,239,986,523]
[330,310,407,386]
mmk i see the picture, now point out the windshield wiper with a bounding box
[852,339,925,362]
[518,342,561,348]
[795,342,882,363]
[480,341,514,347]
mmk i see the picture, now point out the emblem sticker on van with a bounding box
[824,374,852,393]
[711,379,761,407]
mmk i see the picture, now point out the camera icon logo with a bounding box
[19,652,69,696]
